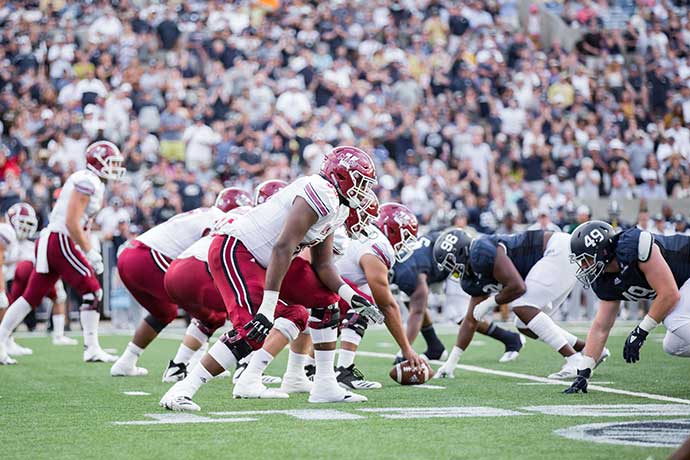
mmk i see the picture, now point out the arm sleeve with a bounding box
[469,238,497,276]
[295,178,338,218]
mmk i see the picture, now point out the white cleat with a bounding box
[232,363,282,385]
[595,348,610,369]
[159,385,200,412]
[0,341,16,365]
[499,351,520,363]
[162,360,188,383]
[280,373,314,394]
[110,360,149,377]
[548,353,581,380]
[433,363,456,379]
[52,335,78,346]
[233,380,289,399]
[6,337,33,356]
[84,347,118,363]
[308,383,367,403]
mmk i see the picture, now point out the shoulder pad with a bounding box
[637,230,654,263]
[469,237,497,276]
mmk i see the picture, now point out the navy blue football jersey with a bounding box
[391,231,450,296]
[592,228,690,302]
[461,230,545,297]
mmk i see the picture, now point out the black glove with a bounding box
[563,368,591,394]
[350,294,384,324]
[244,313,273,342]
[623,325,649,363]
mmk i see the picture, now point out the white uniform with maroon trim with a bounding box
[178,207,252,262]
[335,228,396,296]
[137,207,224,260]
[0,223,19,280]
[220,175,348,268]
[48,170,104,235]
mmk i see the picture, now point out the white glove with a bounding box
[433,362,456,379]
[473,295,498,321]
[86,248,104,275]
[0,291,8,309]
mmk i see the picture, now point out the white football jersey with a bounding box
[335,228,396,295]
[0,223,19,280]
[179,206,252,262]
[48,170,105,235]
[137,207,224,259]
[220,175,348,268]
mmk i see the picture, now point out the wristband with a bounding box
[338,284,357,305]
[638,314,659,333]
[258,290,280,320]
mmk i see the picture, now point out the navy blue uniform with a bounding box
[593,228,690,302]
[461,230,545,297]
[391,232,450,296]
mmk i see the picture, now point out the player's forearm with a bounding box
[648,292,679,323]
[312,261,344,293]
[582,302,618,365]
[380,299,414,353]
[264,243,293,292]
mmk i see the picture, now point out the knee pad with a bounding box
[144,314,169,333]
[79,291,102,311]
[308,304,340,330]
[218,329,253,362]
[310,326,337,344]
[55,281,67,304]
[526,312,567,351]
[341,311,368,338]
[340,327,362,346]
[663,332,690,357]
[274,317,300,342]
[187,319,213,343]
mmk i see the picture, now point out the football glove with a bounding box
[244,313,273,342]
[350,294,384,325]
[623,325,648,363]
[86,248,104,275]
[0,291,8,309]
[563,368,591,394]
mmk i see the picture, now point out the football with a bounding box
[389,360,435,385]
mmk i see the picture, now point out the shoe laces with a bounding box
[350,365,365,380]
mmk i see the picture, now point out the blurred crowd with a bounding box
[1,0,690,244]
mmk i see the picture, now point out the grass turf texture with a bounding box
[1,325,686,460]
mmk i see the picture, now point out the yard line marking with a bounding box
[356,350,690,405]
[414,384,446,390]
[123,391,150,396]
[208,410,364,420]
[523,404,690,417]
[113,413,255,425]
[357,407,524,419]
[516,381,615,386]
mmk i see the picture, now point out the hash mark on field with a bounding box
[123,391,151,396]
[516,381,615,386]
[414,384,446,390]
[356,351,690,405]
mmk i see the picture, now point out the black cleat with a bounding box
[336,365,382,390]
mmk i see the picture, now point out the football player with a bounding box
[161,180,287,383]
[390,230,522,363]
[330,201,425,390]
[160,146,382,411]
[0,141,125,365]
[565,221,690,394]
[433,228,607,379]
[110,187,251,377]
[2,203,74,350]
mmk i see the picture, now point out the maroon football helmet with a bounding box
[253,179,288,206]
[215,187,252,212]
[345,191,380,240]
[85,141,125,181]
[375,202,419,262]
[320,146,377,211]
[6,202,38,240]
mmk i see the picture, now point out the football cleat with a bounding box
[162,360,188,383]
[421,347,447,362]
[84,347,118,363]
[0,341,16,365]
[110,361,149,377]
[309,383,367,403]
[232,362,282,385]
[392,355,404,365]
[499,334,525,363]
[6,337,33,356]
[279,373,313,394]
[336,365,382,390]
[160,386,200,412]
[233,380,289,399]
[52,335,78,346]
[548,353,581,380]
[595,347,610,369]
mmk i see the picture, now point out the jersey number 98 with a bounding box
[439,233,459,252]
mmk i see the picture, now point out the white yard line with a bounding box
[356,350,690,405]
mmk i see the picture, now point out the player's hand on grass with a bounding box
[563,368,591,394]
[434,362,455,379]
[351,294,384,324]
[245,313,273,341]
[623,325,648,363]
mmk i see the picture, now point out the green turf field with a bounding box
[1,324,687,460]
